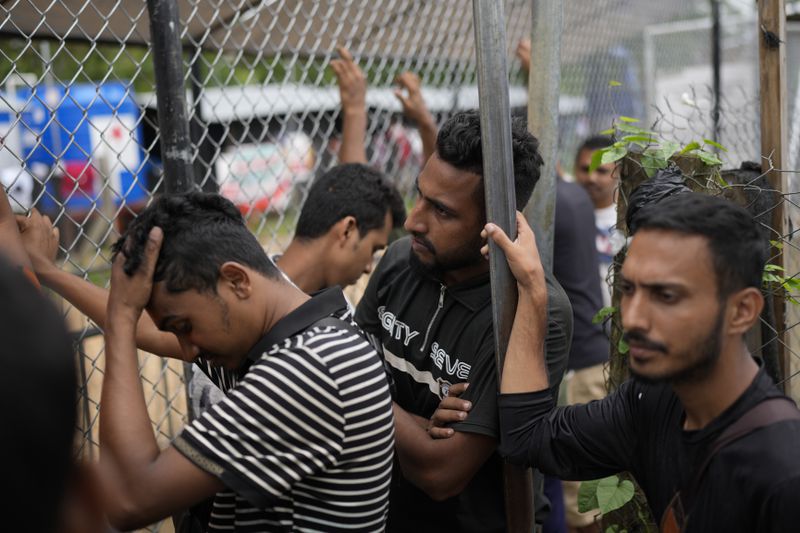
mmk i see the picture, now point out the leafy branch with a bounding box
[589,117,725,177]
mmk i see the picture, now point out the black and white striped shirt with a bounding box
[175,289,394,531]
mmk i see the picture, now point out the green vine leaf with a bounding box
[592,306,617,324]
[618,337,630,354]
[601,146,627,165]
[589,148,606,173]
[679,141,701,155]
[577,479,601,513]
[609,80,622,87]
[596,476,636,514]
[703,138,728,152]
[618,116,639,123]
[694,150,723,166]
[599,127,616,135]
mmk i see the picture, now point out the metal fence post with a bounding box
[472,1,534,531]
[524,0,562,273]
[146,0,195,193]
[146,0,197,422]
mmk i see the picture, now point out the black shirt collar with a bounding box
[245,287,349,364]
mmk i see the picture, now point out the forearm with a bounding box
[501,290,548,393]
[100,313,161,496]
[339,108,368,164]
[392,402,494,501]
[417,117,438,164]
[39,267,181,358]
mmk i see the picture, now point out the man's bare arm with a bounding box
[17,209,183,359]
[100,227,222,530]
[331,46,368,164]
[392,402,496,501]
[394,72,438,163]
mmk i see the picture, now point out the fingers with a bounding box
[336,46,353,62]
[137,227,163,279]
[428,426,455,439]
[394,71,420,91]
[447,381,469,397]
[428,394,472,439]
[484,221,514,253]
[393,88,409,107]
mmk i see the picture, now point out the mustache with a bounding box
[411,233,436,254]
[623,330,668,353]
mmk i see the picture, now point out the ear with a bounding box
[726,287,764,336]
[218,262,253,299]
[334,216,358,247]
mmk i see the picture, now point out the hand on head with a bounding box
[330,46,367,111]
[108,227,163,320]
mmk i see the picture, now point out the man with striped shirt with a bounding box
[98,193,394,531]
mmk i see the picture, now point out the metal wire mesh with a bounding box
[0,0,798,530]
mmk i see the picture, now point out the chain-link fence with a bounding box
[1,0,799,530]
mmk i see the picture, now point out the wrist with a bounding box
[343,105,366,117]
[417,113,436,131]
[33,262,60,284]
[107,301,142,327]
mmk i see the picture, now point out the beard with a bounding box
[627,308,724,386]
[407,233,485,281]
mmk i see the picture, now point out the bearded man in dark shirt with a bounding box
[485,193,800,532]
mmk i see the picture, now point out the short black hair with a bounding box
[0,257,76,532]
[631,193,767,298]
[435,110,543,210]
[295,163,406,240]
[575,135,613,160]
[112,192,282,293]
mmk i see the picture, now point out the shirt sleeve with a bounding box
[174,345,346,509]
[498,381,639,481]
[450,328,498,439]
[543,270,572,398]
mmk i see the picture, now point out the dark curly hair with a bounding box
[632,193,767,299]
[112,192,282,293]
[295,163,406,240]
[435,110,543,209]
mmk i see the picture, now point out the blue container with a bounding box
[18,82,149,214]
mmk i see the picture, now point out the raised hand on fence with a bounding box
[394,71,437,164]
[516,38,531,73]
[330,46,368,164]
[0,185,34,274]
[16,208,59,276]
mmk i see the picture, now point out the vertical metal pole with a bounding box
[711,0,722,144]
[758,0,790,390]
[146,0,195,193]
[524,0,562,273]
[145,0,197,428]
[472,2,534,531]
[190,46,219,193]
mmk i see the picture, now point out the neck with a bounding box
[673,340,758,431]
[442,261,489,286]
[259,277,311,335]
[277,239,328,293]
[595,198,614,210]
